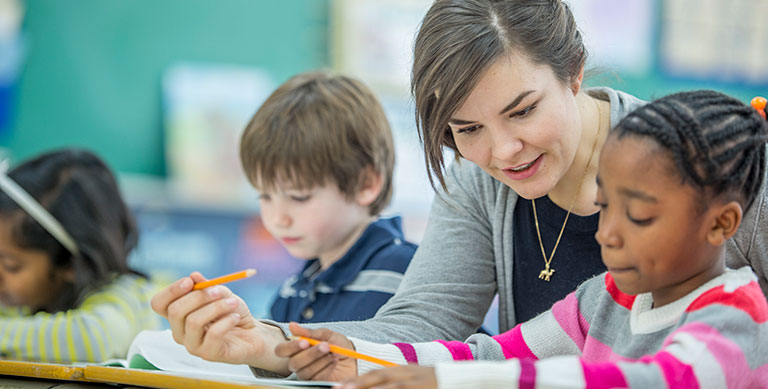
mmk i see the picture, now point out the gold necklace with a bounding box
[533,97,603,281]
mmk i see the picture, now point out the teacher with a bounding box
[150,0,768,377]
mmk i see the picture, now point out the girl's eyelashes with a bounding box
[626,211,654,226]
[258,193,271,201]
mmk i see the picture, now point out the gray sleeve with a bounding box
[280,161,499,344]
[727,157,768,297]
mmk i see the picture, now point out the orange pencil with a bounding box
[295,336,399,367]
[193,269,257,290]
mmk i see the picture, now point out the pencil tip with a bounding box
[246,268,257,276]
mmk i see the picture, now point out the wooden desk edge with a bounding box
[0,359,89,381]
[84,365,279,389]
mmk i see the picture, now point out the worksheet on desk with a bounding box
[129,329,337,387]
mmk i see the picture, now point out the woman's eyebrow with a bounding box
[497,90,535,115]
[447,90,536,126]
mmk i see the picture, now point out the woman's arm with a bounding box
[290,161,502,343]
[726,155,768,296]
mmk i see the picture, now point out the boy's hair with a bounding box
[411,0,586,191]
[240,71,394,215]
[0,148,141,312]
[613,90,768,213]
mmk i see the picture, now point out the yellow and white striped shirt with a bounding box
[0,274,164,363]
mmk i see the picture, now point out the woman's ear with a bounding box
[706,201,743,245]
[355,167,383,207]
[570,66,585,95]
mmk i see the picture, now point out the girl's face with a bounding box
[447,52,583,200]
[257,181,374,268]
[594,135,726,307]
[0,218,72,312]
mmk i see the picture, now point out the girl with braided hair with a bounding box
[280,90,768,388]
[150,0,768,379]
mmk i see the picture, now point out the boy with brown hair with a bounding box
[240,70,416,323]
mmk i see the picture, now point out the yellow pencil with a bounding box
[295,336,399,367]
[192,269,257,290]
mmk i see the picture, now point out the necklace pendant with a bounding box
[538,266,555,282]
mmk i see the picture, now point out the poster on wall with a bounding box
[660,0,768,85]
[162,62,275,209]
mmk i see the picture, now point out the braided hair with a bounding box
[612,90,768,213]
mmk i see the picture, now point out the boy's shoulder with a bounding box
[354,217,416,272]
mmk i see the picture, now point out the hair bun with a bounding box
[751,96,767,120]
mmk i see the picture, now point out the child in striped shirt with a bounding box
[279,90,768,388]
[0,149,163,363]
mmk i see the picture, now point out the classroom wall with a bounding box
[2,0,328,175]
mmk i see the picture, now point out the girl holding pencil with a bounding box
[148,0,768,378]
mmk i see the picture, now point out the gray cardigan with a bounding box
[274,87,768,346]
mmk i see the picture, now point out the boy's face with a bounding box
[0,218,71,312]
[258,181,373,267]
[594,135,725,307]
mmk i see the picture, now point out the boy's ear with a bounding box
[706,201,743,245]
[355,168,383,207]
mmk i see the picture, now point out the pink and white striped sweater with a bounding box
[350,267,768,388]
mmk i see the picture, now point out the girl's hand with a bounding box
[150,272,290,375]
[274,322,358,381]
[337,365,437,389]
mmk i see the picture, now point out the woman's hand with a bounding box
[274,322,358,381]
[150,272,290,375]
[337,365,437,389]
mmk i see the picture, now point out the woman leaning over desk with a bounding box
[150,0,768,378]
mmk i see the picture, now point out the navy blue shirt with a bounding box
[269,217,416,323]
[512,196,604,323]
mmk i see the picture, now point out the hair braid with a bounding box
[614,90,768,213]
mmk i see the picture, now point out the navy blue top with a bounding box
[512,196,605,323]
[269,216,416,323]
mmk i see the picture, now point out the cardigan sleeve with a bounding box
[271,161,502,344]
[0,274,163,363]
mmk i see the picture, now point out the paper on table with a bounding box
[128,329,336,387]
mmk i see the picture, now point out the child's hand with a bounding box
[150,272,290,375]
[275,322,358,381]
[336,365,437,389]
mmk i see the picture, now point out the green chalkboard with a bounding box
[4,0,329,175]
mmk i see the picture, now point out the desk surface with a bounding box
[0,360,331,389]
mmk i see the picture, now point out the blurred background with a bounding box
[0,0,766,331]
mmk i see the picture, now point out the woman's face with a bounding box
[447,53,583,199]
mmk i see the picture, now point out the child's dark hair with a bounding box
[0,148,141,312]
[613,90,768,213]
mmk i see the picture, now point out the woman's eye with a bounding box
[594,201,607,210]
[509,104,536,119]
[291,195,311,202]
[456,125,481,135]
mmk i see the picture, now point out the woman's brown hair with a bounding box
[412,0,587,191]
